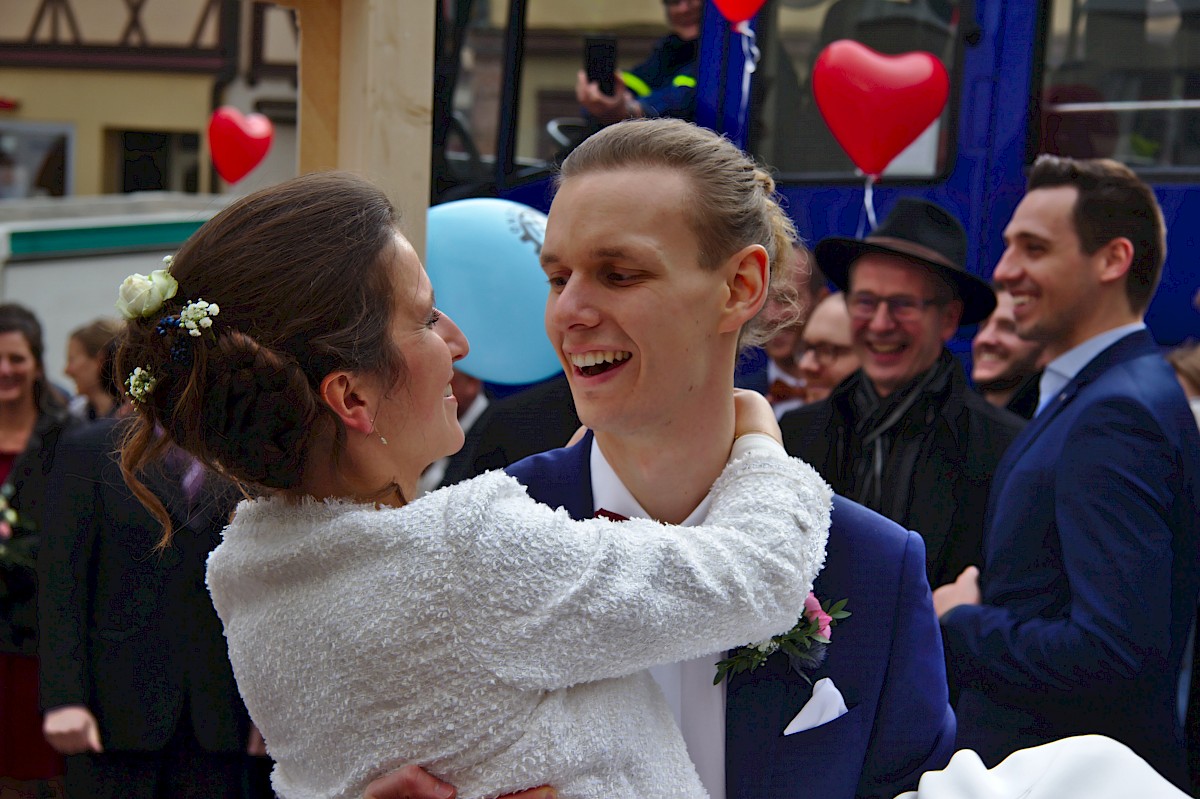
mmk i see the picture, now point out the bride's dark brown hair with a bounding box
[118,171,406,542]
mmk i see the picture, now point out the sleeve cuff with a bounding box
[731,432,786,462]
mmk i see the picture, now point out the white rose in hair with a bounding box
[116,268,179,320]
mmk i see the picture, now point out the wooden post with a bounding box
[269,0,433,258]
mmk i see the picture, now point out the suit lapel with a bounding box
[551,432,594,521]
[993,331,1155,492]
[506,433,595,522]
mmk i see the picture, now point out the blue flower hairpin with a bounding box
[155,299,221,364]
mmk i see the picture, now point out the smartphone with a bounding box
[585,36,618,96]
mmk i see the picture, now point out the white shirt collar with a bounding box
[1036,322,1145,415]
[590,438,713,525]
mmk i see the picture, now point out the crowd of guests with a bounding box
[414,148,1200,798]
[0,120,1198,799]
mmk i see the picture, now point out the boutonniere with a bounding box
[714,592,850,685]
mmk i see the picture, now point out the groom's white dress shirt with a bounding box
[591,436,782,799]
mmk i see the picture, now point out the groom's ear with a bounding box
[320,370,375,435]
[718,244,770,334]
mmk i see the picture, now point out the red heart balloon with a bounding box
[812,40,949,177]
[207,106,273,184]
[712,0,767,25]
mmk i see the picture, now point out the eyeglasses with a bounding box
[847,292,941,322]
[798,342,853,366]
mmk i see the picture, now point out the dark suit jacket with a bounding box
[38,418,250,753]
[942,331,1200,790]
[1002,372,1041,420]
[508,434,955,799]
[440,374,579,487]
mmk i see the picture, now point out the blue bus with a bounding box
[433,0,1199,346]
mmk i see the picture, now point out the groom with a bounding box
[368,121,954,798]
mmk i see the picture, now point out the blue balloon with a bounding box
[425,198,561,385]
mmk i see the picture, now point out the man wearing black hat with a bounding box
[781,198,1024,589]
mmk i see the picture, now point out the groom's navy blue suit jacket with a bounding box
[507,434,955,799]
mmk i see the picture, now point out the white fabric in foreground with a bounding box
[893,735,1189,799]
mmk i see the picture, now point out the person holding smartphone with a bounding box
[575,0,701,125]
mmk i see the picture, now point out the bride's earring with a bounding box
[369,415,388,446]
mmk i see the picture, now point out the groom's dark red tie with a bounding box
[594,508,629,522]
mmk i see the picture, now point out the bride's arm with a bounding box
[446,436,831,690]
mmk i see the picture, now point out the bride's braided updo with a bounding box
[118,172,406,538]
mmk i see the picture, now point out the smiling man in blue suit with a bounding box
[510,120,954,799]
[512,120,955,799]
[935,155,1200,791]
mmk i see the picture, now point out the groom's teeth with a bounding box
[569,350,631,368]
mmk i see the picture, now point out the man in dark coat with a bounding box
[438,373,580,487]
[781,198,1024,589]
[574,0,701,126]
[38,417,252,798]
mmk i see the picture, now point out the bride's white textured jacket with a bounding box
[206,450,831,799]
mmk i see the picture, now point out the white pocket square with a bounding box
[782,677,848,735]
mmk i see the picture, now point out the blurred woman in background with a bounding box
[64,318,121,422]
[0,303,76,798]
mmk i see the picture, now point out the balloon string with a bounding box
[864,174,877,230]
[737,23,760,136]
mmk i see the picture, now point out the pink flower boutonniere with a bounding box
[714,592,850,685]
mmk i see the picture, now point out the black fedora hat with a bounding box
[814,198,996,325]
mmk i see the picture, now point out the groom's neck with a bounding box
[593,400,735,525]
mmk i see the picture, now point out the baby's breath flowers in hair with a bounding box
[125,366,158,405]
[179,299,220,337]
[115,256,179,320]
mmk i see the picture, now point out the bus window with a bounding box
[511,0,689,174]
[751,0,961,180]
[1041,0,1200,171]
[437,0,704,196]
[437,0,508,194]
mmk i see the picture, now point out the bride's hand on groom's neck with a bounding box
[734,388,783,445]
